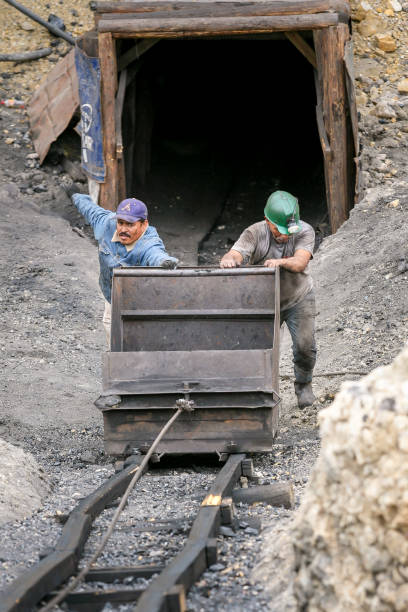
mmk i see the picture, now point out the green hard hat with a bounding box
[264,191,301,235]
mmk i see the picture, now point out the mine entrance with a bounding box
[121,37,326,261]
[95,0,357,242]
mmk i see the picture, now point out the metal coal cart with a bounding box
[100,266,281,458]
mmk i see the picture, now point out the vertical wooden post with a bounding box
[314,24,350,233]
[99,32,118,211]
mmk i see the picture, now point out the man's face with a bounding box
[265,218,290,243]
[116,218,147,244]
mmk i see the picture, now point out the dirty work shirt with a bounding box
[231,220,315,311]
[72,193,178,303]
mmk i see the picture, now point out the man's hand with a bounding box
[161,259,177,269]
[220,255,238,268]
[63,183,81,200]
[264,259,281,269]
[220,249,243,268]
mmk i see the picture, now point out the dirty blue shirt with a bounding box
[72,194,178,303]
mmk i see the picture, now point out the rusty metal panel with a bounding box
[103,349,275,395]
[28,49,79,163]
[103,407,275,456]
[110,267,278,352]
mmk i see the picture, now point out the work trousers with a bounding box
[280,289,317,384]
[103,299,111,347]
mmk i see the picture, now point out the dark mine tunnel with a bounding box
[121,38,327,263]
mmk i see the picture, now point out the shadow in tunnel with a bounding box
[122,38,327,263]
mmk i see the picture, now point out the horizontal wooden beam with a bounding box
[99,13,341,36]
[95,0,350,18]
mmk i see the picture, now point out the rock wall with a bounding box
[292,346,408,611]
[0,440,51,526]
[351,0,408,191]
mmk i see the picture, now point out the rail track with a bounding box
[0,266,290,611]
[1,448,273,612]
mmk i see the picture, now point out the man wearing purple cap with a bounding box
[70,193,178,342]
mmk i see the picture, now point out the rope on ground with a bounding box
[39,404,188,612]
[280,370,368,379]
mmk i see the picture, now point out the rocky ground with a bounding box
[0,0,407,610]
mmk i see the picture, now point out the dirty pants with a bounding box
[280,289,317,384]
[103,299,111,346]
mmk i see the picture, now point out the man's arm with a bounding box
[139,237,179,268]
[71,193,113,240]
[264,249,311,272]
[220,249,244,268]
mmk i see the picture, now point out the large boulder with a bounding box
[293,346,408,611]
[0,440,51,525]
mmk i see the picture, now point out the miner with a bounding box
[220,190,316,408]
[70,193,178,343]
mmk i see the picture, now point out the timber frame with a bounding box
[93,0,358,233]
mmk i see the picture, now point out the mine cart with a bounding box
[101,266,281,457]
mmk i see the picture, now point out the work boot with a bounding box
[294,383,316,409]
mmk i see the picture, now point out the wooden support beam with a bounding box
[116,68,128,202]
[165,584,187,612]
[232,482,294,508]
[98,14,341,36]
[99,32,118,211]
[285,31,317,69]
[95,0,350,19]
[205,538,218,566]
[86,565,164,582]
[314,24,350,233]
[118,38,158,71]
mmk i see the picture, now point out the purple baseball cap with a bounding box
[115,198,148,222]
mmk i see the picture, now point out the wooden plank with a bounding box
[74,460,147,516]
[0,551,77,612]
[115,68,127,160]
[165,584,186,612]
[95,0,350,18]
[100,6,347,21]
[285,31,317,68]
[232,482,294,508]
[344,40,360,205]
[99,14,340,36]
[115,68,127,201]
[135,455,244,612]
[118,38,158,70]
[205,538,218,566]
[98,32,118,211]
[86,566,164,582]
[314,24,350,232]
[61,589,144,604]
[0,459,150,612]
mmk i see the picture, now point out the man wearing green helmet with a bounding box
[220,190,316,408]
